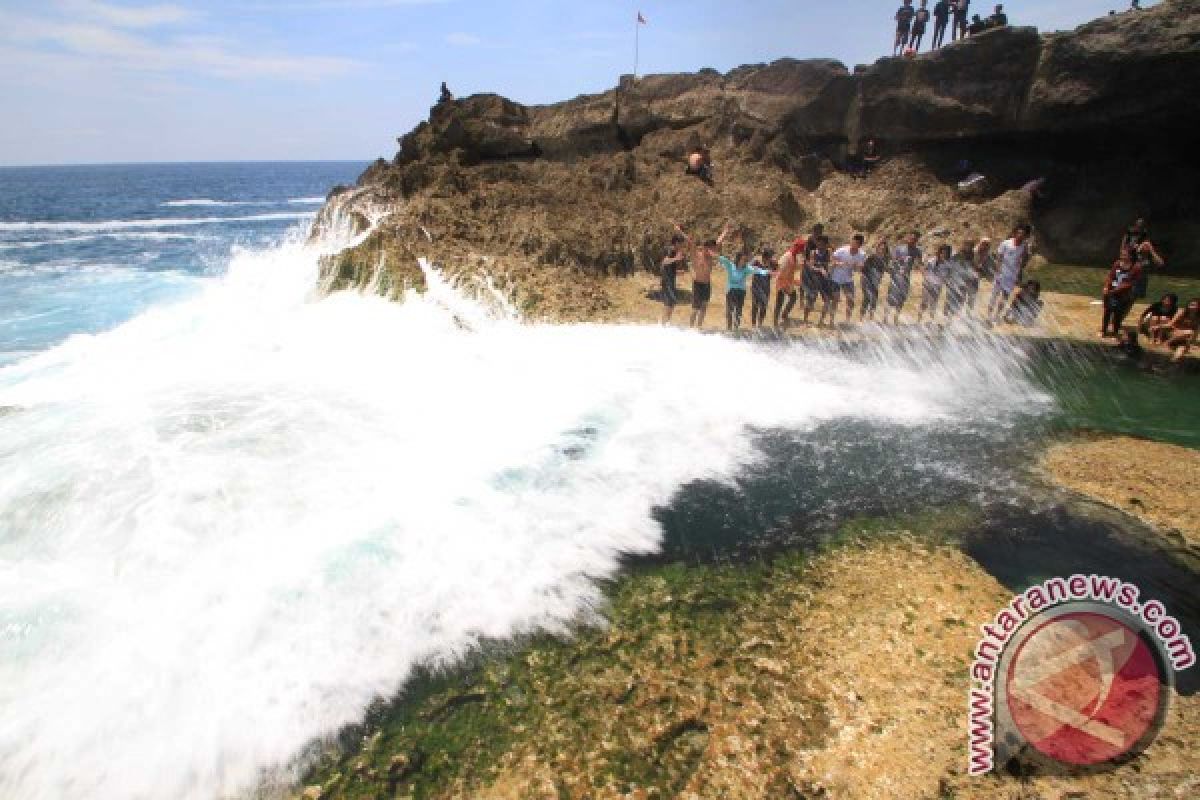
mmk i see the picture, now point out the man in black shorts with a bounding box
[659,234,688,325]
[894,0,916,55]
[672,221,732,328]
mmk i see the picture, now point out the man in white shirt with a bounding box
[821,233,867,326]
[988,224,1032,321]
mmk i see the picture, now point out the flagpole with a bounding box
[634,14,640,80]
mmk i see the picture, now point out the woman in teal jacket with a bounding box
[719,252,769,331]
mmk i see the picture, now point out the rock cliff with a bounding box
[316,0,1200,308]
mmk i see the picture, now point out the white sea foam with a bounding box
[287,196,326,205]
[0,232,210,251]
[162,199,265,208]
[0,212,314,233]
[0,230,1049,800]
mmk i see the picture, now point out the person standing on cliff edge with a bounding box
[909,0,932,51]
[932,0,951,48]
[673,221,733,329]
[953,0,971,41]
[894,0,916,55]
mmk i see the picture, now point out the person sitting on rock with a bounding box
[910,0,932,52]
[862,139,882,176]
[685,146,714,185]
[1140,292,1179,342]
[968,13,987,34]
[1003,280,1043,326]
[1163,298,1200,362]
[895,0,917,56]
[988,4,1008,27]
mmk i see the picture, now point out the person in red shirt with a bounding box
[773,237,804,329]
[1100,251,1143,337]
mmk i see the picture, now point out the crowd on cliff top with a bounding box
[892,0,1009,56]
[889,0,1149,56]
[653,217,1198,362]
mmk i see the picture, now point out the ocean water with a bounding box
[0,163,1136,799]
[0,162,361,365]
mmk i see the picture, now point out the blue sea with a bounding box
[0,162,364,365]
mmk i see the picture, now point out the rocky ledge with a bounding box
[314,0,1200,310]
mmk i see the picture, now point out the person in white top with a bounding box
[820,234,867,325]
[987,224,1032,321]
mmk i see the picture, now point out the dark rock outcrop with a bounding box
[325,0,1199,293]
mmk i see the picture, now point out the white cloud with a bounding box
[4,10,359,82]
[445,32,481,46]
[59,0,195,29]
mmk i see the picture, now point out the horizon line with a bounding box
[0,158,375,170]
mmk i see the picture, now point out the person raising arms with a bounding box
[718,248,770,331]
[658,234,688,325]
[673,221,734,329]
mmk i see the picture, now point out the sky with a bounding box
[0,0,1158,166]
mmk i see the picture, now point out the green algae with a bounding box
[296,510,980,799]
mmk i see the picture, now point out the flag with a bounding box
[637,11,647,24]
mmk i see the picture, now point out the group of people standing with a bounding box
[1103,218,1198,361]
[893,0,1009,56]
[658,222,1038,332]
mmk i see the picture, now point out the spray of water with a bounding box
[0,221,1051,799]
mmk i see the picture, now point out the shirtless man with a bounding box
[673,221,733,329]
